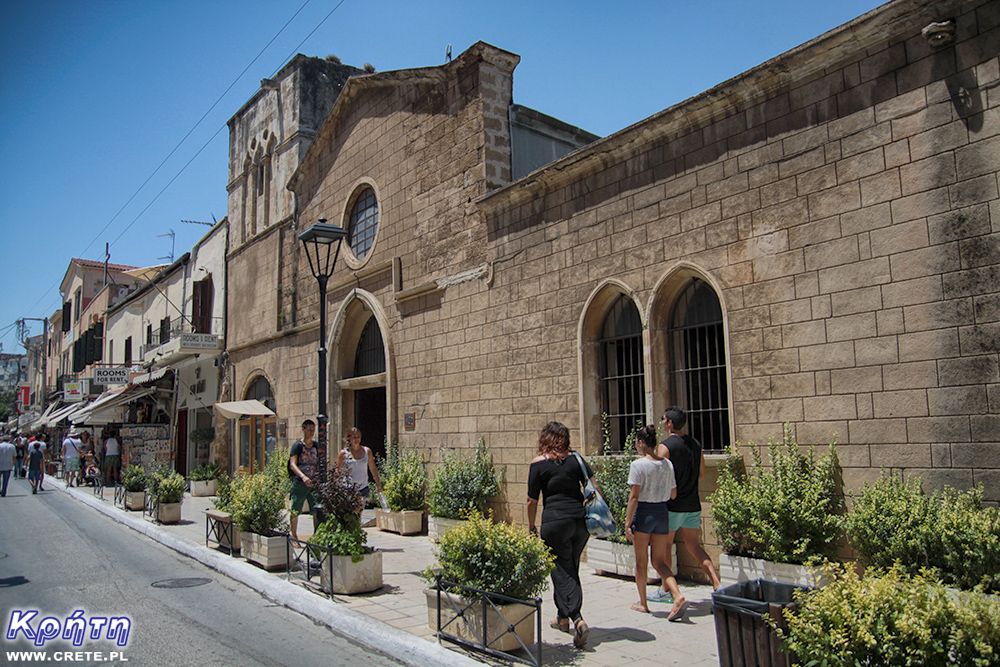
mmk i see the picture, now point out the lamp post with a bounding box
[298,218,347,484]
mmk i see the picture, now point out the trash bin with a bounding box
[712,579,811,667]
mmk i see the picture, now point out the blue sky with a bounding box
[0,0,886,354]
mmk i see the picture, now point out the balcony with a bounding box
[142,317,223,366]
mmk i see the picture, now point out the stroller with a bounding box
[83,454,103,489]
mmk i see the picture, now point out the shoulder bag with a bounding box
[573,452,616,538]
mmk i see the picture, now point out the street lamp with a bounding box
[298,218,348,484]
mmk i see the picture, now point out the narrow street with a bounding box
[0,479,405,667]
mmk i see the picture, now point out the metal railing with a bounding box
[432,574,543,667]
[145,316,223,351]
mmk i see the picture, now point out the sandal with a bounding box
[573,619,589,648]
[550,618,570,633]
[667,598,688,622]
[630,602,650,613]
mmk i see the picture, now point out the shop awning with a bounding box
[131,367,172,386]
[45,402,85,428]
[70,386,155,425]
[213,400,275,419]
[31,402,59,430]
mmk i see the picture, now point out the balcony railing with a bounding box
[145,316,223,352]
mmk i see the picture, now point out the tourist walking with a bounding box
[335,427,382,518]
[526,421,593,649]
[14,433,26,478]
[288,419,318,541]
[657,406,722,590]
[0,433,16,497]
[624,425,687,619]
[62,429,84,487]
[27,442,45,494]
[103,428,121,485]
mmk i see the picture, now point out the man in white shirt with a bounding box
[0,433,16,497]
[62,429,84,487]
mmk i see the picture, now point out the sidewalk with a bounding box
[56,480,721,667]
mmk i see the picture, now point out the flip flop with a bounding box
[667,599,689,622]
[630,602,650,613]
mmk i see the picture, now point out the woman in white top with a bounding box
[335,427,382,519]
[624,425,687,619]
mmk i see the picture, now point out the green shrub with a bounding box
[423,511,554,601]
[590,454,631,543]
[378,443,426,512]
[709,426,842,564]
[228,472,288,536]
[428,439,504,519]
[308,514,369,563]
[121,465,147,493]
[155,471,186,504]
[774,563,1000,666]
[213,472,235,512]
[846,474,1000,593]
[189,461,221,481]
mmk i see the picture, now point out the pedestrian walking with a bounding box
[62,429,84,487]
[526,421,593,649]
[624,424,687,619]
[336,427,382,521]
[103,428,121,485]
[0,433,16,497]
[27,441,45,494]
[288,419,318,541]
[33,433,48,490]
[657,406,722,591]
[14,433,26,478]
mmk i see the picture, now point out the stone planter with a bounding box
[375,509,423,535]
[189,479,218,497]
[241,532,288,571]
[424,589,535,653]
[719,554,830,588]
[156,501,182,524]
[318,550,383,595]
[428,516,465,542]
[587,538,676,583]
[124,491,145,511]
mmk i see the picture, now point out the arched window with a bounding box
[352,316,385,377]
[245,375,276,411]
[600,295,645,452]
[667,279,729,451]
[348,187,378,259]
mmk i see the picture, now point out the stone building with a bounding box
[225,0,998,554]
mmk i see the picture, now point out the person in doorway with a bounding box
[62,429,84,487]
[624,425,687,619]
[526,421,593,649]
[288,419,318,541]
[103,429,121,485]
[335,427,381,521]
[656,406,722,592]
[0,433,16,497]
[27,442,45,494]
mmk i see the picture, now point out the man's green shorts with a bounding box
[289,478,317,515]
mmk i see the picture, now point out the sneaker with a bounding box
[648,587,673,603]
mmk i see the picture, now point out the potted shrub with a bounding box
[709,426,841,587]
[771,563,1000,666]
[209,473,241,553]
[306,466,383,594]
[121,465,147,511]
[845,474,1000,594]
[154,471,186,524]
[422,511,554,652]
[230,449,290,570]
[376,444,426,535]
[427,438,503,541]
[189,460,220,497]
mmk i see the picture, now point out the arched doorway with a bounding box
[238,375,277,474]
[350,316,387,462]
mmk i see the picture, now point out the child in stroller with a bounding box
[83,452,102,487]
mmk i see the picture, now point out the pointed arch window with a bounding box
[667,279,729,452]
[599,296,645,452]
[353,316,385,377]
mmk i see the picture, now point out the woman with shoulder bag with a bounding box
[526,421,595,649]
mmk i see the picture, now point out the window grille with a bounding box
[348,187,378,259]
[353,317,385,377]
[600,296,645,452]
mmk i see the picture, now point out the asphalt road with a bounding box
[0,477,406,667]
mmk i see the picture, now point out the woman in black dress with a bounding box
[526,421,598,649]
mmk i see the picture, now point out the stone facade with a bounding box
[224,0,999,549]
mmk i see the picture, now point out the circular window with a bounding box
[348,186,379,260]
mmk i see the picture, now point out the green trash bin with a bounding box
[712,579,811,667]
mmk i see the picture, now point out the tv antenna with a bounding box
[158,229,175,262]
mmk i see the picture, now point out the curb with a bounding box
[55,481,482,667]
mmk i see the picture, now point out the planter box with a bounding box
[241,532,288,571]
[713,579,808,667]
[124,491,145,511]
[204,509,241,553]
[587,538,676,583]
[424,589,535,653]
[318,550,383,595]
[189,479,218,497]
[719,554,830,588]
[428,516,465,542]
[156,501,182,524]
[375,509,423,535]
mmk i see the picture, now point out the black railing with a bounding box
[432,574,543,667]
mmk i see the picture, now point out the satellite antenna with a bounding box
[158,229,175,262]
